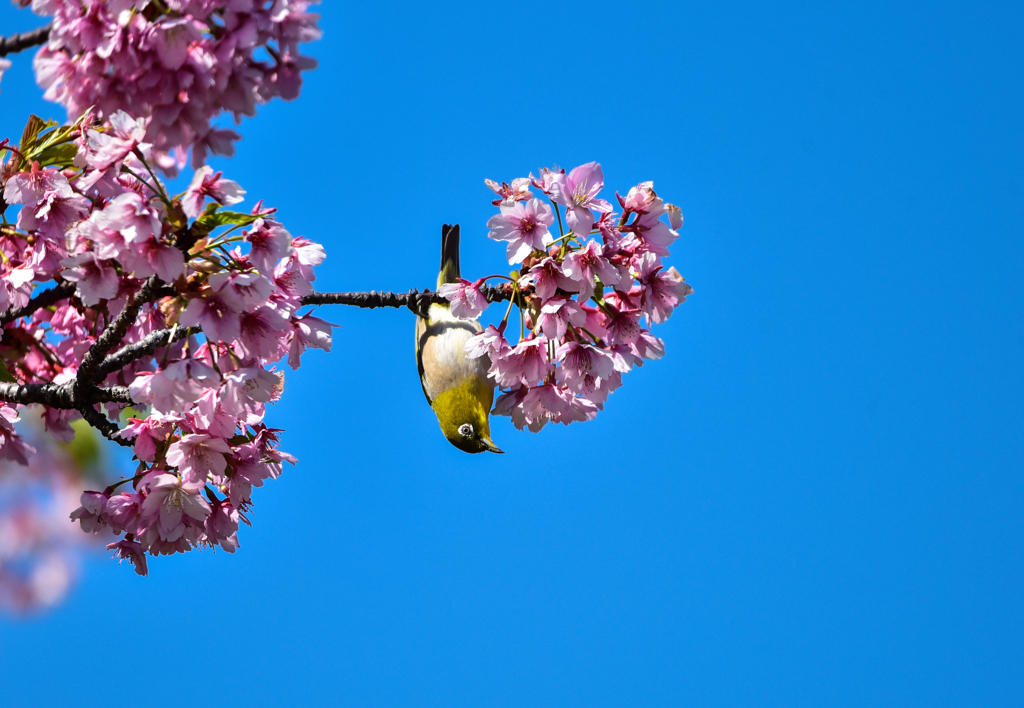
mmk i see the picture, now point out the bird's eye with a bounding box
[458,423,474,437]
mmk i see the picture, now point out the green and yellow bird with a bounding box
[415,224,504,454]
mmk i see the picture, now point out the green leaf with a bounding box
[33,143,79,170]
[192,209,258,235]
[19,115,57,154]
[15,116,80,170]
[0,359,16,383]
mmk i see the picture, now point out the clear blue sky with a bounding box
[1,1,1022,705]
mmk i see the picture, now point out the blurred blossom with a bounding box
[0,57,10,94]
[0,416,110,616]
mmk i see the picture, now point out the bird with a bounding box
[415,224,504,454]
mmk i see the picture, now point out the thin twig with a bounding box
[302,283,521,317]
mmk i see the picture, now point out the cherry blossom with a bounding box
[547,162,613,239]
[437,278,489,319]
[487,198,556,264]
[474,164,690,431]
[0,105,339,574]
[485,177,533,207]
[464,324,511,361]
[537,297,587,340]
[181,166,245,219]
[27,0,322,171]
[492,337,552,388]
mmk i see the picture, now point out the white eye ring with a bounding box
[458,423,474,438]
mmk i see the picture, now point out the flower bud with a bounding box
[623,181,657,212]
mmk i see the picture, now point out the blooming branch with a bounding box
[302,284,523,317]
[0,2,692,585]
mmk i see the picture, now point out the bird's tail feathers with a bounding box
[437,223,460,288]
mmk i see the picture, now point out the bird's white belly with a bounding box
[418,305,491,401]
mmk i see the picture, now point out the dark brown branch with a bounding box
[77,404,131,446]
[93,385,134,404]
[0,382,132,407]
[98,325,200,379]
[75,276,163,392]
[0,382,75,409]
[302,283,521,317]
[0,24,50,58]
[0,282,173,328]
[68,276,165,442]
[0,281,74,325]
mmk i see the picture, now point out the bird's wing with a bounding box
[417,310,484,405]
[415,314,432,405]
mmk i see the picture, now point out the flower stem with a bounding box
[519,295,525,341]
[105,473,145,495]
[500,286,517,328]
[552,200,564,238]
[122,165,165,201]
[579,327,602,345]
[479,274,516,284]
[198,233,245,254]
[131,149,171,205]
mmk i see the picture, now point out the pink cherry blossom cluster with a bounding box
[20,0,321,172]
[1,109,334,574]
[442,163,692,432]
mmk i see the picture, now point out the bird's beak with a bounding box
[481,437,504,454]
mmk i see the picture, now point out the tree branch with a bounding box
[0,24,50,58]
[93,385,134,404]
[62,276,167,443]
[77,403,131,446]
[0,278,521,447]
[0,382,75,409]
[302,283,521,317]
[0,382,131,407]
[98,325,200,379]
[75,276,163,392]
[0,281,75,325]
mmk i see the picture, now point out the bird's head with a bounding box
[432,380,504,454]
